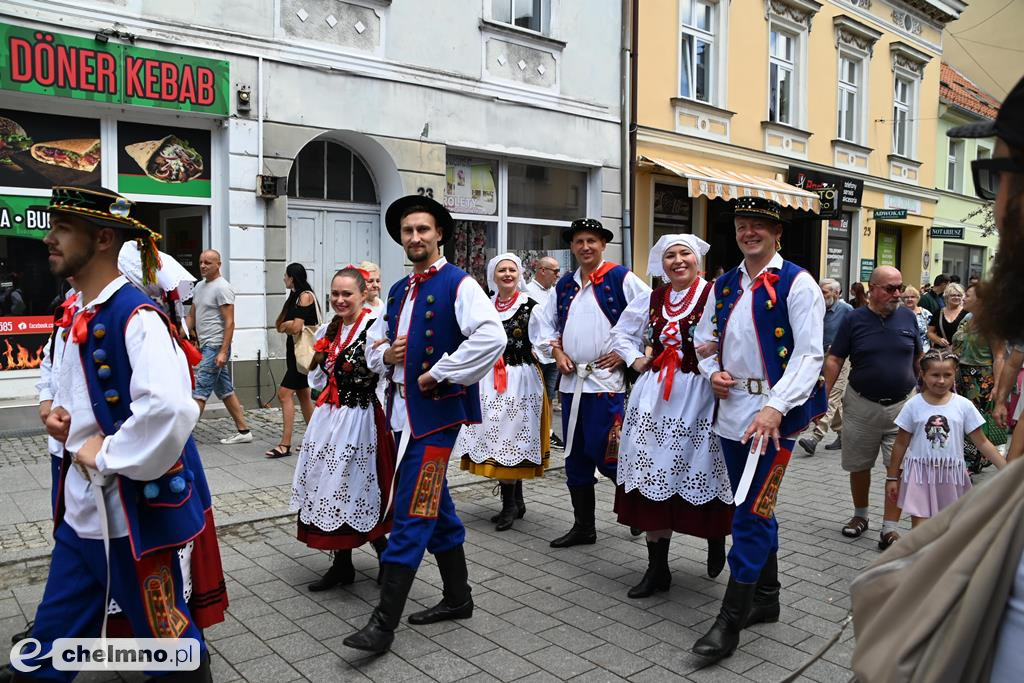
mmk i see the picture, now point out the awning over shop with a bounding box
[641,156,821,213]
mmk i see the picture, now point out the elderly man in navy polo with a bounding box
[537,218,650,549]
[345,195,506,655]
[692,196,826,662]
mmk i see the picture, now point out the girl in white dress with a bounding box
[456,252,550,531]
[611,234,734,599]
[290,267,395,590]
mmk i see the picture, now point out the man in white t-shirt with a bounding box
[186,249,252,444]
[526,256,562,447]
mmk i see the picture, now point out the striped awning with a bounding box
[641,156,821,213]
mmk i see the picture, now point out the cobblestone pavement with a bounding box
[0,413,998,681]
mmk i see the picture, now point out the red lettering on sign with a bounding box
[178,66,195,104]
[160,62,178,101]
[56,43,74,88]
[78,49,96,91]
[9,37,32,82]
[33,35,56,87]
[125,56,143,97]
[144,59,160,100]
[197,67,214,106]
[96,51,117,94]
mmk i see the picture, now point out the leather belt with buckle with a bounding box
[735,378,765,396]
[394,382,406,399]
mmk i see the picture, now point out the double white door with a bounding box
[287,204,380,310]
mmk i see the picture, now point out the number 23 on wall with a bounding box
[416,187,434,199]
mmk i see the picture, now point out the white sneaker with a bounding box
[220,432,254,445]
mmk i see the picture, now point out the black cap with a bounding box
[384,195,454,245]
[561,218,614,244]
[947,74,1024,149]
[45,185,156,237]
[730,196,786,223]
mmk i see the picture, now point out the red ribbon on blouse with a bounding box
[650,321,682,401]
[71,308,97,344]
[751,271,780,305]
[56,293,79,329]
[493,357,508,393]
[409,266,439,299]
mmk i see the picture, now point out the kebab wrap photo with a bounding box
[126,135,204,183]
[30,139,100,173]
[0,117,31,168]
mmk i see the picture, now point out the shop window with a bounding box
[892,76,915,157]
[836,55,862,143]
[652,183,692,245]
[287,141,378,203]
[679,0,717,104]
[508,162,586,220]
[492,0,549,34]
[769,28,797,126]
[447,220,497,291]
[947,139,964,193]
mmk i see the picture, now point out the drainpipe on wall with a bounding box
[621,0,638,270]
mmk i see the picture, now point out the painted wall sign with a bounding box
[0,195,50,239]
[929,226,965,239]
[0,23,230,115]
[116,121,211,197]
[873,208,907,220]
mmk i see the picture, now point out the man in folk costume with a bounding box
[692,196,826,661]
[2,187,220,681]
[345,195,505,654]
[537,218,650,548]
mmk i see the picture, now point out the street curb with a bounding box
[0,462,567,569]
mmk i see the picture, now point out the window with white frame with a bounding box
[892,76,914,157]
[946,139,964,193]
[679,0,716,103]
[976,145,991,161]
[444,154,588,288]
[492,0,549,34]
[769,28,797,125]
[836,55,862,143]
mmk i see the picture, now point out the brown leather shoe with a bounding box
[841,515,869,538]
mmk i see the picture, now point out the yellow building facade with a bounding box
[632,0,965,292]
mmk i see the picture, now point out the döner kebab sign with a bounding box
[0,22,229,116]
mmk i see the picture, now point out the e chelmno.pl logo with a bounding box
[10,637,201,673]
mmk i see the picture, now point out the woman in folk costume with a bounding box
[290,267,394,591]
[456,253,550,531]
[610,234,733,598]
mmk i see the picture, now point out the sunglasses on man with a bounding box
[971,157,1024,200]
[871,283,906,295]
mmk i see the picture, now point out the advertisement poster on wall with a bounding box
[0,108,101,189]
[117,122,211,198]
[444,156,497,215]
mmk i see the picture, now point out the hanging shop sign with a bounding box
[929,226,965,240]
[117,122,211,198]
[0,108,102,189]
[0,22,230,116]
[787,166,864,213]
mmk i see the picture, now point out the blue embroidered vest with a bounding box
[713,260,827,437]
[384,264,482,438]
[65,283,211,560]
[554,263,630,333]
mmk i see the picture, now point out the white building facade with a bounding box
[0,0,626,409]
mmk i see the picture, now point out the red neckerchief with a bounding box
[651,321,682,401]
[751,270,780,305]
[409,266,439,299]
[71,307,98,344]
[56,293,79,329]
[588,261,618,286]
[315,310,369,407]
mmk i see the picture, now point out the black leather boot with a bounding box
[550,486,597,548]
[370,535,388,585]
[745,553,781,627]
[706,537,726,578]
[627,538,671,598]
[408,545,474,625]
[692,577,757,661]
[308,549,355,592]
[514,480,527,519]
[494,483,519,531]
[343,563,417,654]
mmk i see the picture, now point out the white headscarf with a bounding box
[647,234,711,279]
[486,252,527,294]
[118,241,197,301]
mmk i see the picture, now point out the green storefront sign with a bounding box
[0,195,49,239]
[0,22,229,115]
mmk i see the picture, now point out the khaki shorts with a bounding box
[840,387,908,472]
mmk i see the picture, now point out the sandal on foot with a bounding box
[842,516,868,538]
[878,530,900,551]
[265,444,292,458]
